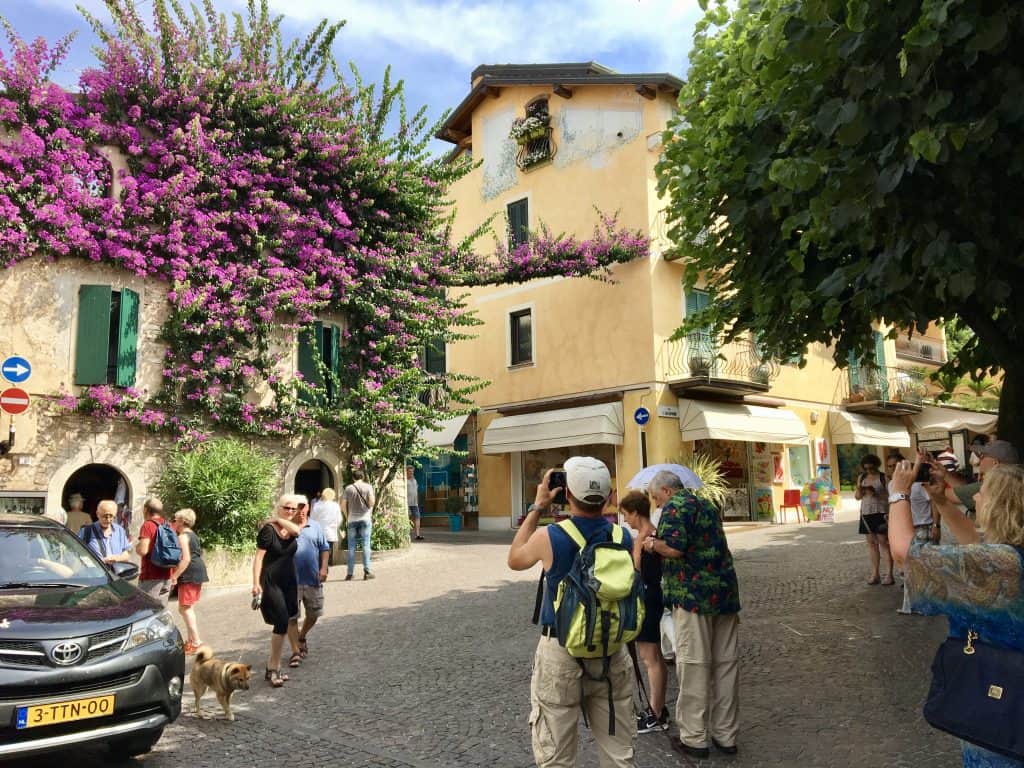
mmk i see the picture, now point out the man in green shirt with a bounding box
[644,471,740,759]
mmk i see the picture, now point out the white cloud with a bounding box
[23,0,702,74]
[266,0,701,73]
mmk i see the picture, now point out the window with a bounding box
[788,445,812,487]
[74,285,139,387]
[297,321,342,404]
[510,308,533,366]
[507,198,529,250]
[424,338,446,376]
[684,288,715,375]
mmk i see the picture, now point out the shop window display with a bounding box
[517,444,617,525]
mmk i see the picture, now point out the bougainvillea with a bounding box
[0,0,648,487]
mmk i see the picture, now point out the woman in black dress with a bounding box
[620,490,669,733]
[252,495,303,687]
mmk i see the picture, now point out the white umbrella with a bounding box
[627,463,703,491]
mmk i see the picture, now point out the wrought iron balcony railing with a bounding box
[662,334,779,396]
[841,365,927,414]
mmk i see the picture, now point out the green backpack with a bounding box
[550,519,645,734]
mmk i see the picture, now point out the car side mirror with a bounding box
[110,561,139,581]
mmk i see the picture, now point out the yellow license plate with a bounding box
[16,694,115,729]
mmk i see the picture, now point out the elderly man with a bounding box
[644,470,741,759]
[80,500,133,564]
[290,496,330,659]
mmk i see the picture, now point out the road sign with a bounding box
[0,387,30,415]
[1,356,30,384]
[633,407,651,426]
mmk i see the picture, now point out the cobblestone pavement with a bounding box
[13,521,959,767]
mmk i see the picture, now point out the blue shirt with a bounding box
[540,516,633,627]
[78,522,131,560]
[295,520,330,587]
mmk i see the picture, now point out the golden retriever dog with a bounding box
[190,645,252,721]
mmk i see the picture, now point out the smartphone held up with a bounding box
[548,469,567,505]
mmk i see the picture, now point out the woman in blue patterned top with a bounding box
[889,456,1024,768]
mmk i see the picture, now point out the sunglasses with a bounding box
[282,506,298,511]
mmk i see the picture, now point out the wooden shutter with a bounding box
[507,199,528,249]
[873,331,887,368]
[74,285,112,386]
[297,322,323,403]
[425,337,446,375]
[685,288,710,316]
[325,323,341,403]
[115,288,139,387]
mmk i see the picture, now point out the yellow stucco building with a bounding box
[435,63,993,531]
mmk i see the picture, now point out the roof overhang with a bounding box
[678,400,808,445]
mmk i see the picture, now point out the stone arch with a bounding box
[282,447,343,499]
[47,458,144,534]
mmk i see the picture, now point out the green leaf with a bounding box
[968,12,1008,52]
[909,129,941,162]
[925,90,953,119]
[949,126,968,151]
[846,0,868,33]
[905,24,939,48]
[876,163,904,193]
[898,49,908,77]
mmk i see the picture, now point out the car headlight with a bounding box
[125,610,179,650]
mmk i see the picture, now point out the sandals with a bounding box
[880,575,896,586]
[265,668,287,687]
[288,652,303,668]
[298,638,308,658]
[867,576,881,585]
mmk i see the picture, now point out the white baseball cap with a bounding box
[565,456,612,504]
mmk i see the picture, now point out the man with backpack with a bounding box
[508,456,639,768]
[135,497,180,605]
[645,470,741,759]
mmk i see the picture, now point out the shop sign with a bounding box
[657,405,679,418]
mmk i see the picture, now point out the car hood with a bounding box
[0,580,161,639]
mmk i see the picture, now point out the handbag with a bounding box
[923,628,1024,760]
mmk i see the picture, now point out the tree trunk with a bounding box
[996,365,1024,450]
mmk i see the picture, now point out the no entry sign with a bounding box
[0,387,30,415]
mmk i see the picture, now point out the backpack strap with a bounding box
[556,519,586,549]
[531,571,545,626]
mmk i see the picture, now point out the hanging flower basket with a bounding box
[509,115,550,143]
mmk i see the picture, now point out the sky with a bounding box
[2,0,703,149]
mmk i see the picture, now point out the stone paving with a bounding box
[13,520,960,767]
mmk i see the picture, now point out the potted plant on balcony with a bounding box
[862,384,883,401]
[509,115,550,145]
[688,356,712,377]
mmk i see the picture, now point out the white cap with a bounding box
[565,456,612,504]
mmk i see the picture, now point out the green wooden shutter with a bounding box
[873,331,887,368]
[685,288,710,316]
[507,199,528,248]
[297,322,323,403]
[325,323,341,403]
[847,350,861,389]
[74,285,112,386]
[115,288,139,387]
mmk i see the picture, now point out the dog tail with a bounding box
[193,644,214,664]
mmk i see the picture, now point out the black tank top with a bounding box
[177,531,209,584]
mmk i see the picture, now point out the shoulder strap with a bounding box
[531,571,545,626]
[557,519,586,549]
[609,524,623,544]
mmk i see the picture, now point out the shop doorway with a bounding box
[294,459,335,503]
[62,464,130,528]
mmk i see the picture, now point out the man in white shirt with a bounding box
[310,488,342,565]
[406,466,423,541]
[342,471,376,580]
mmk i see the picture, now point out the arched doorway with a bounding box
[62,463,131,529]
[293,459,335,504]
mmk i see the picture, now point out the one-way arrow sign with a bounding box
[1,356,31,384]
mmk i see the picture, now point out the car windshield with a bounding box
[0,527,110,587]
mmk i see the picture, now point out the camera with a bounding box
[548,469,567,505]
[915,463,933,484]
[251,593,262,611]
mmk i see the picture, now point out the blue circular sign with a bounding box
[633,407,651,426]
[1,356,31,384]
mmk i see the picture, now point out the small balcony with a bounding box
[663,334,778,398]
[841,365,927,415]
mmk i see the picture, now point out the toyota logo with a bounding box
[50,641,83,666]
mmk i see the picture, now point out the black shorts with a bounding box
[638,588,664,644]
[859,513,888,535]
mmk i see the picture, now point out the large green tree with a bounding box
[658,0,1024,445]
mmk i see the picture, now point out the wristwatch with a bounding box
[888,492,909,504]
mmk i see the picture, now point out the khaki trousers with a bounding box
[529,636,636,767]
[671,608,740,748]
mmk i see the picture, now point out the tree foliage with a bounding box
[658,0,1024,442]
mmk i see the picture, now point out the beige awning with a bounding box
[829,411,911,447]
[910,406,997,435]
[482,403,624,454]
[420,414,470,449]
[678,400,808,445]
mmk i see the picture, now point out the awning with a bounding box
[419,414,470,449]
[910,406,997,435]
[482,403,624,454]
[829,411,911,448]
[678,400,808,445]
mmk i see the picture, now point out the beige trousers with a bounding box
[671,608,740,748]
[529,636,637,767]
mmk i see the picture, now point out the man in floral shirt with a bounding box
[643,471,741,760]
